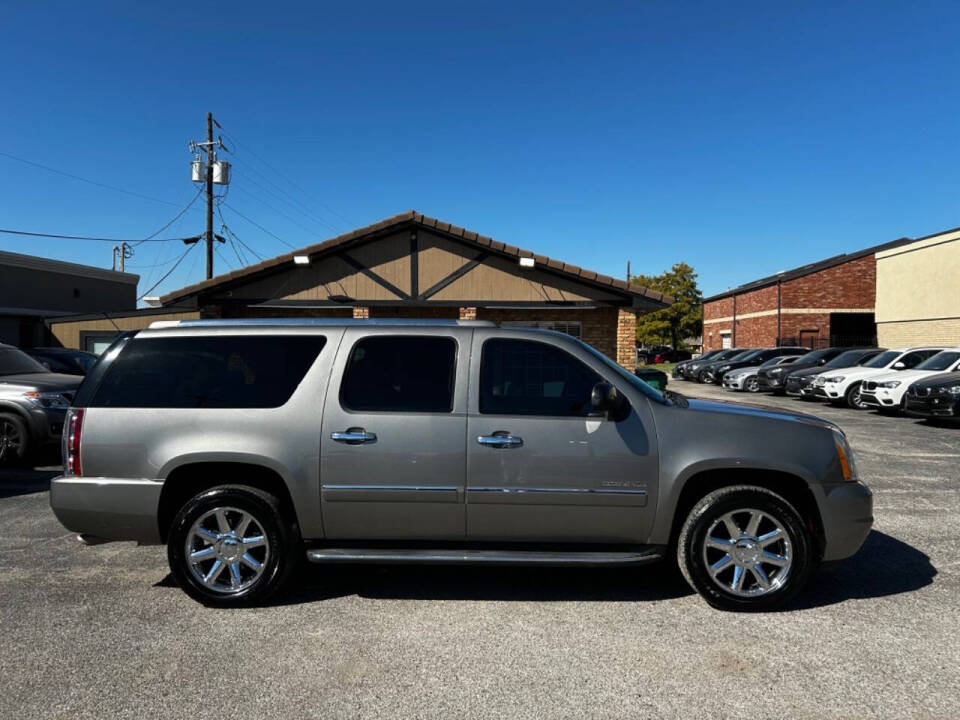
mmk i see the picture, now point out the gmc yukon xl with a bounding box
[50,319,873,611]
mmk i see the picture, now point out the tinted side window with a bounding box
[340,336,456,413]
[89,335,326,408]
[902,350,939,368]
[480,338,601,416]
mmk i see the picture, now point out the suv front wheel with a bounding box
[677,485,814,611]
[167,485,298,607]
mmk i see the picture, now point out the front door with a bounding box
[319,328,470,539]
[465,332,659,544]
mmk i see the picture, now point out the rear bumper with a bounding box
[49,476,163,544]
[817,480,874,562]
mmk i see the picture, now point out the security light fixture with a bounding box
[519,257,535,268]
[294,255,310,265]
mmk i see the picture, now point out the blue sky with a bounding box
[2,1,960,300]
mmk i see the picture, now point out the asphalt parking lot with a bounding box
[1,387,958,720]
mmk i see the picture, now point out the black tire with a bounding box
[167,485,299,607]
[677,485,815,612]
[0,413,29,467]
[845,382,867,410]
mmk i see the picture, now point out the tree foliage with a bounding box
[630,262,703,349]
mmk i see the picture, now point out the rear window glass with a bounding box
[340,336,457,413]
[88,335,326,408]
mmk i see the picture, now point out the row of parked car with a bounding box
[671,345,960,422]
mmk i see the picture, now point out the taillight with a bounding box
[64,408,84,476]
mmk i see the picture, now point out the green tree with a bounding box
[630,262,703,349]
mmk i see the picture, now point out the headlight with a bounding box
[769,368,784,375]
[23,391,70,410]
[832,429,858,481]
[879,381,901,389]
[825,376,845,383]
[718,365,731,372]
[945,385,960,395]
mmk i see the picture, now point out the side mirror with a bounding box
[590,382,629,421]
[817,358,827,365]
[40,361,51,370]
[893,361,906,370]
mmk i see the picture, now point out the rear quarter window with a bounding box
[87,335,326,408]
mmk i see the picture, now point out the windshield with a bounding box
[580,340,665,404]
[723,350,755,362]
[760,355,795,368]
[864,350,901,368]
[0,348,48,375]
[732,350,763,362]
[824,350,873,369]
[795,348,836,364]
[916,351,960,371]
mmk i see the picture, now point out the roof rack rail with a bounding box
[148,318,496,329]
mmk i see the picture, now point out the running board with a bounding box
[306,547,664,567]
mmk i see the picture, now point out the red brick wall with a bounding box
[702,254,877,350]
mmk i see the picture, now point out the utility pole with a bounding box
[111,242,131,272]
[189,112,230,279]
[205,111,214,280]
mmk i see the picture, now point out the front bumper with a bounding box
[24,406,67,446]
[817,480,874,562]
[905,394,960,419]
[49,476,163,544]
[722,375,747,390]
[815,383,843,400]
[758,375,783,391]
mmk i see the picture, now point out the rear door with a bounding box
[465,330,659,543]
[319,327,470,540]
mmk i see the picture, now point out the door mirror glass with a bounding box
[892,361,906,370]
[590,382,628,421]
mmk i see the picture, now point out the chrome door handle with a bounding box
[331,429,377,445]
[477,434,524,449]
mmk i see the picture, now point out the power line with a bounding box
[0,150,193,208]
[221,202,297,249]
[0,228,199,243]
[231,184,330,241]
[137,243,198,301]
[218,127,352,227]
[229,156,340,232]
[217,205,264,261]
[131,187,204,247]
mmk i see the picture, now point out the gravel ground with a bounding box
[0,386,957,719]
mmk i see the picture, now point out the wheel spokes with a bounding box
[709,555,733,576]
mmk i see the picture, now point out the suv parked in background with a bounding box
[792,348,886,399]
[672,349,724,379]
[859,349,960,414]
[695,349,759,383]
[50,319,872,611]
[723,355,802,392]
[813,347,946,409]
[0,343,81,465]
[904,371,960,422]
[759,347,851,394]
[705,346,808,386]
[26,347,98,376]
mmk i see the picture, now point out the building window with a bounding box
[501,320,582,339]
[80,331,123,355]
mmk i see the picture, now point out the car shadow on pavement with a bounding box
[271,561,696,605]
[0,466,60,499]
[789,530,936,610]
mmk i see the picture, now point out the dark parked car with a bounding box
[793,348,886,399]
[26,347,98,376]
[0,343,81,465]
[672,349,725,379]
[758,347,853,394]
[694,349,759,383]
[680,348,747,380]
[637,345,672,365]
[653,349,692,364]
[700,347,808,385]
[904,371,960,422]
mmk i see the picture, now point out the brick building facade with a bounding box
[702,238,912,351]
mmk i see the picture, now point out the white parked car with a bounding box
[860,348,960,413]
[722,355,802,392]
[811,347,946,409]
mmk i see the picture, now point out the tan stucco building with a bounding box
[875,226,960,347]
[48,211,670,368]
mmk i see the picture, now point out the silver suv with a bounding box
[50,319,873,611]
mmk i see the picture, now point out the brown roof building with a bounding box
[49,211,671,368]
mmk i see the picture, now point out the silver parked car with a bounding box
[722,355,802,393]
[50,319,873,611]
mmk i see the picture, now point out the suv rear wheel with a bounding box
[167,485,298,607]
[677,485,814,611]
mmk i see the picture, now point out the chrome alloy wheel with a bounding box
[701,508,793,597]
[745,376,760,392]
[0,419,23,461]
[185,507,270,594]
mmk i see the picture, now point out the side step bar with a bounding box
[306,547,664,567]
